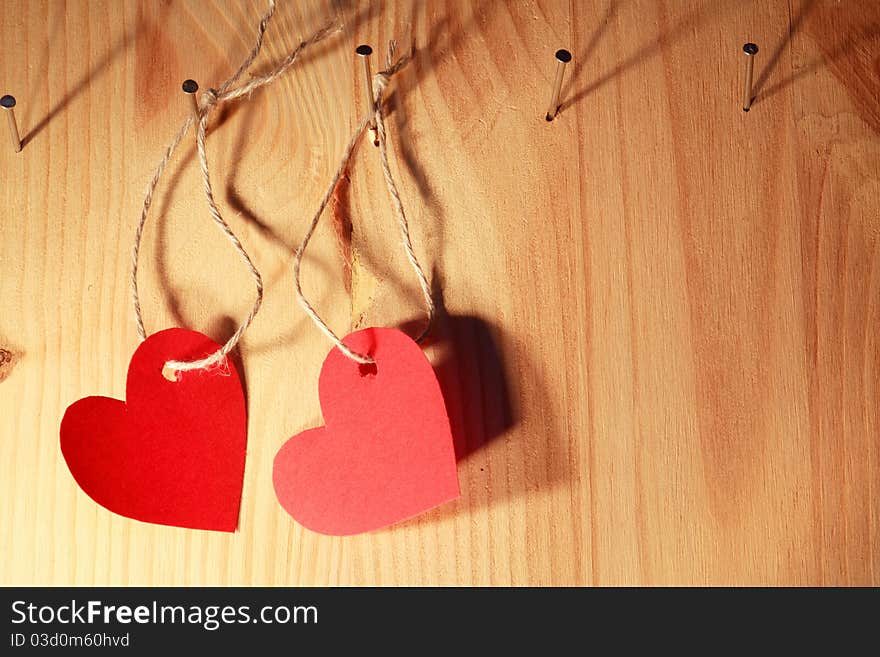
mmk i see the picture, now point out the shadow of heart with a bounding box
[392,306,568,532]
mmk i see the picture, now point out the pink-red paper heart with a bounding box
[60,328,247,532]
[273,327,459,535]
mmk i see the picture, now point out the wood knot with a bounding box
[0,347,17,383]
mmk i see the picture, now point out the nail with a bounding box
[182,79,200,120]
[1,95,22,153]
[355,44,379,146]
[546,49,572,121]
[742,43,758,112]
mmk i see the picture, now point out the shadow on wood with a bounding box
[752,0,880,122]
[395,298,568,531]
[433,314,515,465]
[384,0,496,196]
[22,19,143,147]
[560,0,618,99]
[560,0,721,114]
[396,277,515,465]
[750,0,818,106]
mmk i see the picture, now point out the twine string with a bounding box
[293,41,435,364]
[131,1,340,373]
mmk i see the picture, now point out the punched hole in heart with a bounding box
[358,361,378,378]
[161,363,180,382]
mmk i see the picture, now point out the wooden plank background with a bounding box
[0,0,877,586]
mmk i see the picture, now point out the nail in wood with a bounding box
[355,44,379,146]
[546,49,572,121]
[1,95,21,153]
[182,79,200,119]
[742,43,758,112]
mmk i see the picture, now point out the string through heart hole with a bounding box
[358,361,378,377]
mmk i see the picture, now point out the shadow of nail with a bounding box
[559,0,719,114]
[560,0,618,99]
[750,1,877,118]
[749,0,819,105]
[22,17,143,147]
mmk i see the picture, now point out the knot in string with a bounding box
[199,88,220,112]
[373,72,392,99]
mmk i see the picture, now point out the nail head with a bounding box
[555,49,572,63]
[743,43,759,55]
[355,44,373,57]
[181,79,199,94]
[0,95,16,109]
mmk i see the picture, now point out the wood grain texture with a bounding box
[1,0,877,586]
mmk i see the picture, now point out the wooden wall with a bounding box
[0,0,877,585]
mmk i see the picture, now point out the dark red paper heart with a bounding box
[273,327,459,536]
[60,328,247,532]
